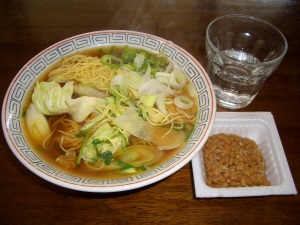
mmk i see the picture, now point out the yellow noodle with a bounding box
[42,129,56,150]
[47,54,117,93]
[138,98,195,138]
[84,160,105,170]
[43,115,83,152]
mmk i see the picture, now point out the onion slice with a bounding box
[174,95,194,110]
[110,75,124,88]
[124,72,144,89]
[155,94,168,115]
[169,69,187,89]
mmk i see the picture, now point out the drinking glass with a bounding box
[206,14,288,109]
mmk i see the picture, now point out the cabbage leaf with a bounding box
[112,107,186,150]
[32,81,73,115]
[25,103,50,145]
[32,81,102,123]
[81,123,130,163]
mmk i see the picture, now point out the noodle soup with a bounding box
[22,46,198,179]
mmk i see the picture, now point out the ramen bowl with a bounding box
[2,30,216,192]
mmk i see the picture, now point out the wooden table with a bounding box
[1,0,299,224]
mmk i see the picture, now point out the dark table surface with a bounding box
[1,0,299,224]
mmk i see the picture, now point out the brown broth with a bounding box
[22,115,181,179]
[21,46,198,179]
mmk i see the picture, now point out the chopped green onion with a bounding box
[139,94,158,108]
[101,55,123,68]
[92,138,103,155]
[118,161,134,170]
[120,133,127,150]
[118,161,146,173]
[121,45,136,63]
[140,165,147,171]
[77,131,90,164]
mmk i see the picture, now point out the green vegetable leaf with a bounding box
[118,161,147,173]
[92,138,103,155]
[99,151,113,166]
[91,139,113,166]
[118,160,135,171]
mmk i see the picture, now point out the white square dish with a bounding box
[191,112,297,198]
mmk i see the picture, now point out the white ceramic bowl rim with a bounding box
[2,30,216,192]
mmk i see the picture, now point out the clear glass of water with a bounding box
[206,14,288,109]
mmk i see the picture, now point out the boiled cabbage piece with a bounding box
[32,81,73,115]
[66,96,99,123]
[112,107,187,150]
[25,103,50,145]
[31,81,101,123]
[81,123,129,162]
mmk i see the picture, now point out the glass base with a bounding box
[216,98,251,109]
